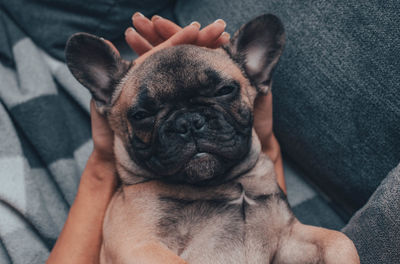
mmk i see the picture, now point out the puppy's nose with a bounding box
[175,113,205,137]
[192,113,205,130]
[175,118,190,135]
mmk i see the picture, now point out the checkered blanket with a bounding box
[0,10,93,263]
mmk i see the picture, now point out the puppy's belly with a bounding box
[101,156,295,263]
[156,189,294,264]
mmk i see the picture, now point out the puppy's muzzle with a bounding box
[175,112,206,140]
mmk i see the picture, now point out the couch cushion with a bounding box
[343,162,400,264]
[285,159,346,229]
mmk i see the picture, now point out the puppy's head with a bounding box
[66,14,285,185]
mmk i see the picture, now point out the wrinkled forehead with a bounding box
[117,45,248,105]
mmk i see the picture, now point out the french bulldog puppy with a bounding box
[66,14,359,264]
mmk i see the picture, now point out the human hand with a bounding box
[125,12,230,59]
[87,99,116,184]
[47,102,116,264]
[254,93,286,192]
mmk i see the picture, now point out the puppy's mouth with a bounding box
[183,152,223,183]
[130,107,252,185]
[144,131,250,184]
[151,151,225,185]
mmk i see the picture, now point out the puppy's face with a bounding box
[66,14,285,185]
[111,46,254,184]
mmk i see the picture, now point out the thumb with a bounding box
[90,100,114,149]
[253,92,273,146]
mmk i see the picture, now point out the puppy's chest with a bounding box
[156,180,292,262]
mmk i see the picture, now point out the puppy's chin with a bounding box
[183,153,224,184]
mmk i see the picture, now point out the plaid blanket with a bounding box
[0,10,93,263]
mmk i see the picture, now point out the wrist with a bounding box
[73,151,117,204]
[90,148,115,165]
[261,133,281,163]
[81,152,117,189]
[261,134,286,193]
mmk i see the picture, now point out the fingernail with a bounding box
[190,21,201,28]
[214,19,226,28]
[221,32,230,38]
[125,27,135,36]
[152,15,162,22]
[99,37,105,40]
[132,12,144,20]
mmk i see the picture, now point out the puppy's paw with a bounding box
[323,231,360,264]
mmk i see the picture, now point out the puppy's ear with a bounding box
[65,33,131,114]
[227,14,285,94]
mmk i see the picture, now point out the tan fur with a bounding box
[101,153,359,263]
[98,46,359,264]
[65,22,359,264]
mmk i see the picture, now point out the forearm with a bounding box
[47,154,116,264]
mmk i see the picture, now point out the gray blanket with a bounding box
[0,10,92,263]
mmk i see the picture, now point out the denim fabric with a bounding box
[175,0,400,214]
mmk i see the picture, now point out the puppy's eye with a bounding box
[132,110,152,121]
[214,85,236,97]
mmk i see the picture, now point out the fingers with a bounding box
[253,93,271,144]
[152,15,229,47]
[125,27,153,55]
[90,100,114,149]
[126,14,231,63]
[127,13,231,56]
[196,19,226,47]
[127,13,201,55]
[90,100,115,162]
[209,32,231,49]
[152,15,182,39]
[253,92,273,143]
[135,23,200,65]
[90,100,111,137]
[153,16,230,48]
[252,92,285,192]
[166,22,200,46]
[131,12,164,46]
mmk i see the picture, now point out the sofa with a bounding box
[0,0,399,263]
